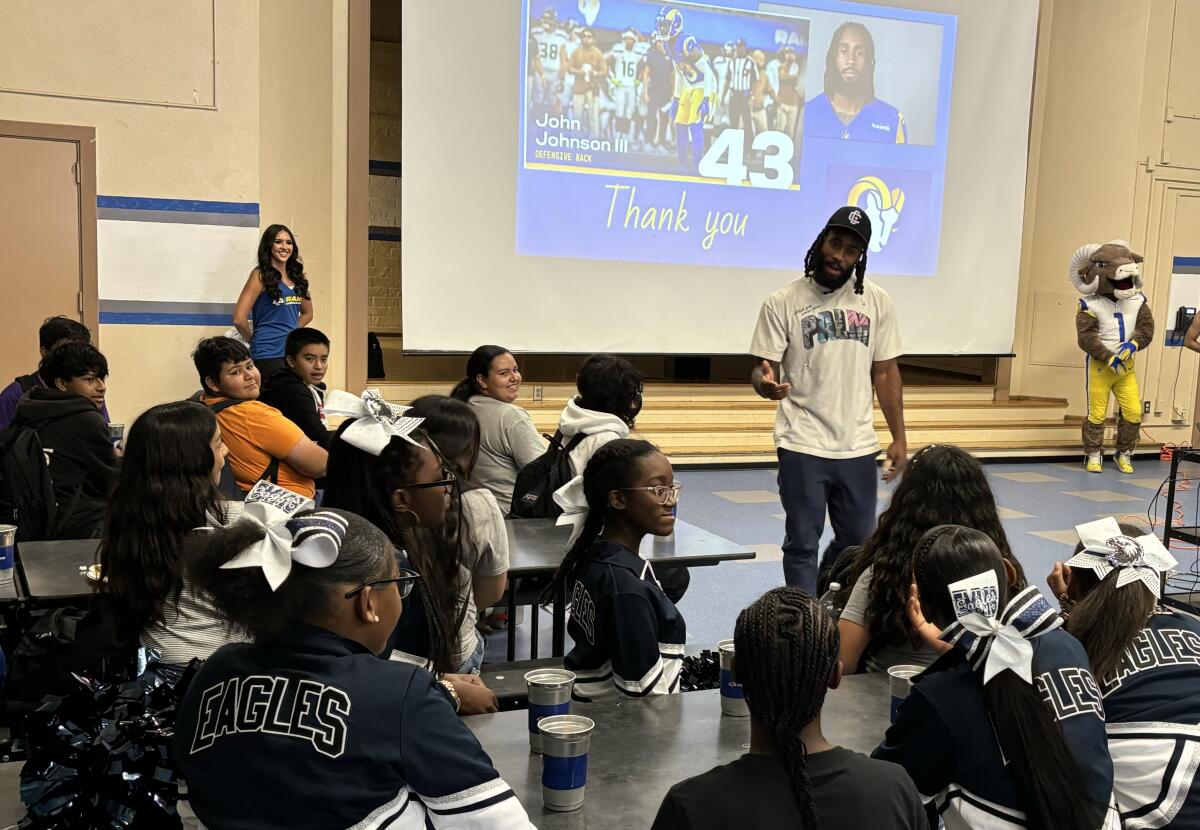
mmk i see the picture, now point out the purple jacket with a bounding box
[0,370,110,430]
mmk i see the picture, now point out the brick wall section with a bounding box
[369,41,402,332]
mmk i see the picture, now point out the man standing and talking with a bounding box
[749,207,907,592]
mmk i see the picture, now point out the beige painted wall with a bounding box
[0,0,350,423]
[1010,0,1200,446]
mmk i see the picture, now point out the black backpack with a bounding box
[190,393,279,500]
[0,422,77,542]
[510,431,586,518]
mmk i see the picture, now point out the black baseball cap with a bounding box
[824,205,872,248]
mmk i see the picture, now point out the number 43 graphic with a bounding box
[698,128,795,189]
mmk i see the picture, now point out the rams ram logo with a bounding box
[847,176,906,254]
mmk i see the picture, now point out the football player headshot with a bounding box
[803,21,906,144]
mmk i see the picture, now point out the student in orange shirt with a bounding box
[192,337,327,498]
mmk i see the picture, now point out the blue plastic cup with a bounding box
[0,524,15,587]
[718,639,749,717]
[525,668,575,754]
[539,714,595,812]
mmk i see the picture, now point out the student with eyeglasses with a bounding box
[174,505,534,829]
[322,409,500,714]
[546,438,687,701]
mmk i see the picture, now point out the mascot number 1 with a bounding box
[1071,240,1155,474]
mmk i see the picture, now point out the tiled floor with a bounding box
[485,457,1200,663]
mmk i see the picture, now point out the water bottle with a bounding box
[820,582,846,620]
[0,524,15,588]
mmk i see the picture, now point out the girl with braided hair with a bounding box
[653,587,924,829]
[876,525,1117,830]
[548,438,686,701]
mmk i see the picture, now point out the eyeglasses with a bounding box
[400,468,457,490]
[345,568,421,599]
[620,481,683,505]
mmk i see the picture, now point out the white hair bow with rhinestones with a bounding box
[1070,517,1176,599]
[939,571,1063,685]
[219,481,346,590]
[324,388,425,456]
[553,475,590,546]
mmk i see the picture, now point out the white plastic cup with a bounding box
[525,668,575,754]
[889,665,923,722]
[718,639,749,717]
[539,714,595,812]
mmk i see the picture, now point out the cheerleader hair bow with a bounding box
[324,388,425,456]
[1070,517,1177,599]
[553,475,590,547]
[218,481,347,591]
[939,570,1063,685]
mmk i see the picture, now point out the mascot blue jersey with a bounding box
[804,93,906,143]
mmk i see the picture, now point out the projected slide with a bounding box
[516,0,955,275]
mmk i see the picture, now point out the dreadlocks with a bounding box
[542,438,660,605]
[735,587,840,827]
[803,228,867,294]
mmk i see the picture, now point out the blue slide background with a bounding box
[516,0,957,277]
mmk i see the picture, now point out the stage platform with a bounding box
[373,381,1114,466]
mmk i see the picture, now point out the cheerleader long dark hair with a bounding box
[734,587,840,827]
[913,525,1100,830]
[256,223,310,302]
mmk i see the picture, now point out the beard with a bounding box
[811,251,854,290]
[826,66,870,100]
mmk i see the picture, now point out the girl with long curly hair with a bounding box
[837,444,1027,673]
[233,224,313,377]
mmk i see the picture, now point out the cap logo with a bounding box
[848,210,862,225]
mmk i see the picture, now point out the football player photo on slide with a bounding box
[524,0,811,184]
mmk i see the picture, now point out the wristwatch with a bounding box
[438,678,462,714]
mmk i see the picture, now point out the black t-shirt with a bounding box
[651,749,925,830]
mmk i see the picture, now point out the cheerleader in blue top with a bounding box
[233,224,313,377]
[874,524,1118,830]
[1052,518,1200,829]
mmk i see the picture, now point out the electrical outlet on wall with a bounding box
[533,385,543,402]
[1173,406,1188,423]
[1144,400,1151,415]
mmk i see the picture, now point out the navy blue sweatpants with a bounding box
[776,449,878,593]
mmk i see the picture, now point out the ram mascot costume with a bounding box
[1071,240,1153,474]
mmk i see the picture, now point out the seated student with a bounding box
[549,438,685,701]
[652,587,925,830]
[321,395,499,712]
[838,444,1027,674]
[173,508,534,829]
[259,327,332,449]
[408,395,509,674]
[0,315,109,429]
[554,353,690,603]
[99,401,247,665]
[450,345,545,514]
[9,342,116,540]
[192,336,326,499]
[875,524,1117,830]
[1051,518,1200,829]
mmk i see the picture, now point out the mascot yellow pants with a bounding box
[1084,358,1141,453]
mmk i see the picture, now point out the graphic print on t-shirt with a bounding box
[800,308,871,349]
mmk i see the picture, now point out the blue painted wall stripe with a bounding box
[100,311,231,326]
[1174,257,1200,268]
[369,160,402,176]
[97,196,259,214]
[369,225,401,241]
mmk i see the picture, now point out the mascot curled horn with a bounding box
[1071,240,1154,474]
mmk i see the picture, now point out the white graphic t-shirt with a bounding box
[750,276,902,458]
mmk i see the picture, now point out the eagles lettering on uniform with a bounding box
[873,629,1118,830]
[564,540,686,701]
[1099,609,1200,829]
[175,623,534,829]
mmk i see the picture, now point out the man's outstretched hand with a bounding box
[754,360,791,401]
